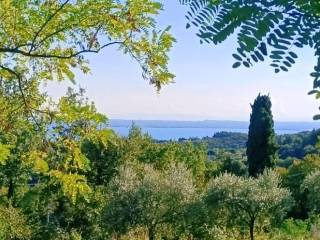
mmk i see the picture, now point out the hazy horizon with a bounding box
[109,118,320,123]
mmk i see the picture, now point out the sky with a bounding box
[45,1,319,122]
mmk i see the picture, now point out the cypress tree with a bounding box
[247,94,278,177]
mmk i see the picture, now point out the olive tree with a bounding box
[0,205,31,239]
[205,171,293,240]
[302,170,320,214]
[103,163,196,240]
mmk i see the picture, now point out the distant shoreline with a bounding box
[109,119,320,129]
[109,119,320,141]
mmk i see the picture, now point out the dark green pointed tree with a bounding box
[247,94,278,177]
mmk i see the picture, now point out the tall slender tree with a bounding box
[247,94,278,177]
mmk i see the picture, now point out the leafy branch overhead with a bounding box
[181,0,320,116]
[0,0,175,95]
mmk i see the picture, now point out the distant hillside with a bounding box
[181,130,320,160]
[179,132,248,150]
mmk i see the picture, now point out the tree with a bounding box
[214,150,248,176]
[247,94,278,177]
[0,83,46,204]
[205,171,293,240]
[119,125,207,186]
[302,170,320,214]
[0,205,32,239]
[283,154,320,219]
[81,134,123,186]
[103,163,196,240]
[180,0,320,117]
[0,88,115,239]
[0,0,175,120]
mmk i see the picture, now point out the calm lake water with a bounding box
[110,126,308,141]
[109,120,320,140]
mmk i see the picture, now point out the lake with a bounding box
[109,120,320,140]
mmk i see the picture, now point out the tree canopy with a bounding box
[205,171,293,240]
[104,164,196,240]
[0,0,175,113]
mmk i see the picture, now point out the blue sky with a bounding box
[45,1,318,122]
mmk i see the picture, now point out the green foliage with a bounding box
[0,104,317,240]
[181,0,320,115]
[0,86,315,239]
[184,131,248,150]
[176,199,216,239]
[82,134,123,186]
[302,170,320,214]
[186,129,320,162]
[0,88,113,239]
[205,171,293,240]
[278,130,320,159]
[103,163,196,239]
[0,2,318,236]
[0,204,32,239]
[262,218,311,240]
[213,149,248,176]
[0,0,175,93]
[120,125,207,186]
[247,94,278,177]
[283,154,320,219]
[0,1,176,236]
[0,144,11,165]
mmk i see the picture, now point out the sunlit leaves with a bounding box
[50,170,92,204]
[0,0,175,94]
[55,88,107,135]
[205,171,293,239]
[0,205,32,239]
[0,144,11,165]
[22,150,49,173]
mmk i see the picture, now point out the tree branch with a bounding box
[0,41,125,59]
[0,65,53,127]
[0,65,29,109]
[29,0,71,53]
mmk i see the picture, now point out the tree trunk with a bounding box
[7,178,14,200]
[148,226,155,240]
[249,218,255,240]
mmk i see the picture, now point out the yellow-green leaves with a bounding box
[55,88,108,137]
[123,26,176,90]
[22,150,49,174]
[0,205,32,239]
[50,170,92,204]
[0,0,175,93]
[62,139,90,172]
[0,144,11,165]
